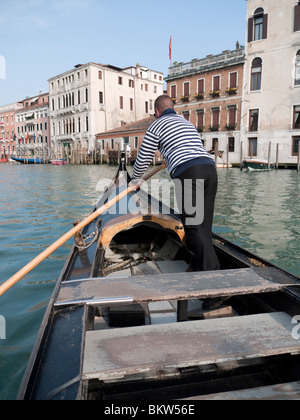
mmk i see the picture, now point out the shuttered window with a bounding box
[248,8,268,42]
[211,107,220,128]
[171,85,177,99]
[229,72,237,89]
[197,79,205,94]
[295,3,300,32]
[183,82,190,97]
[196,109,204,129]
[213,76,220,91]
[228,105,237,126]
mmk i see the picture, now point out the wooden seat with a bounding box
[55,267,298,307]
[83,312,300,381]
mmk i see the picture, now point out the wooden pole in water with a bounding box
[268,141,271,171]
[298,146,300,173]
[240,141,243,170]
[276,143,279,170]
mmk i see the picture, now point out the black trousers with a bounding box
[174,164,220,271]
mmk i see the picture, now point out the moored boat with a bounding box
[50,159,67,166]
[242,158,275,171]
[11,157,44,164]
[16,154,300,400]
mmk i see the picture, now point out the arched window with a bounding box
[251,58,262,91]
[295,50,300,86]
[248,7,268,42]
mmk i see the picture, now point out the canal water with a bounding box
[0,164,299,399]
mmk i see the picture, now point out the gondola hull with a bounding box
[18,157,300,400]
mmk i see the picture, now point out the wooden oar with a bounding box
[0,162,166,296]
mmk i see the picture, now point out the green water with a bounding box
[0,164,299,400]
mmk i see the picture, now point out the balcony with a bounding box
[166,47,245,80]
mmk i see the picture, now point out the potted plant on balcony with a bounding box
[209,125,220,131]
[194,93,204,100]
[197,126,205,133]
[209,91,220,98]
[180,96,190,102]
[226,87,238,95]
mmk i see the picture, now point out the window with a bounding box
[145,101,149,113]
[99,92,103,104]
[295,50,300,85]
[227,105,237,129]
[293,105,300,129]
[85,88,88,103]
[183,82,190,97]
[248,8,268,42]
[130,98,133,111]
[249,138,258,156]
[292,137,300,156]
[251,58,262,91]
[196,109,204,130]
[249,109,259,131]
[197,79,205,94]
[129,79,134,88]
[182,111,190,121]
[120,96,123,109]
[98,71,102,80]
[118,77,123,85]
[78,90,81,105]
[229,72,237,89]
[213,76,220,92]
[211,107,220,129]
[171,85,177,99]
[228,137,235,152]
[295,2,300,32]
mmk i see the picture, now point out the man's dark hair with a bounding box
[155,95,174,112]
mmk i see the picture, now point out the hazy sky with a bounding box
[0,0,247,105]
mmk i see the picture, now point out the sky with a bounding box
[0,0,247,106]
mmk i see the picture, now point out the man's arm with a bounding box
[132,130,160,179]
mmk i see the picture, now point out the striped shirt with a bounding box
[132,109,214,179]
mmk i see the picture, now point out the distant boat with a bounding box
[11,157,44,164]
[50,159,67,166]
[242,158,275,171]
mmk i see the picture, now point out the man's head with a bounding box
[154,95,174,118]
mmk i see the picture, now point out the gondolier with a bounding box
[132,94,220,271]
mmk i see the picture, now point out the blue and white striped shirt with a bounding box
[132,109,214,179]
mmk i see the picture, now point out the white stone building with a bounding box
[48,62,164,157]
[241,0,300,165]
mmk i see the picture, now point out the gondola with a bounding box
[11,157,44,164]
[17,154,300,400]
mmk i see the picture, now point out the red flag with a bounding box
[26,133,29,144]
[169,34,172,66]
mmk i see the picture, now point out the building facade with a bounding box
[165,47,245,164]
[241,0,300,165]
[49,62,164,159]
[15,92,50,160]
[0,102,22,160]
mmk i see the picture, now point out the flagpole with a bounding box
[169,33,172,67]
